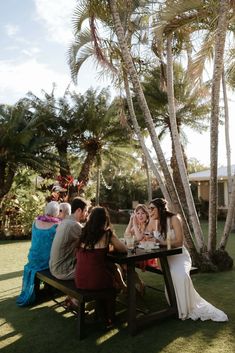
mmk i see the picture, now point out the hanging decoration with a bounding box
[100,171,112,190]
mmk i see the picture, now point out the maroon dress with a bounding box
[75,247,114,290]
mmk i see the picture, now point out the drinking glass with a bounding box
[125,236,135,249]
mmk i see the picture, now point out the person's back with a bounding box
[75,206,127,290]
[29,221,58,268]
[74,206,127,326]
[49,197,88,280]
[17,201,60,307]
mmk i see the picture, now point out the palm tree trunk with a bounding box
[0,162,15,199]
[144,157,152,202]
[122,73,171,203]
[208,0,229,253]
[222,69,232,202]
[166,34,205,251]
[77,150,96,190]
[220,175,235,249]
[96,166,101,205]
[170,145,189,220]
[56,141,71,177]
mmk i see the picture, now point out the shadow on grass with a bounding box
[0,271,23,282]
[0,293,229,353]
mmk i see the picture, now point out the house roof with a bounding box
[189,165,235,181]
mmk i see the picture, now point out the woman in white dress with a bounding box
[149,198,228,322]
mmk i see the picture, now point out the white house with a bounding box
[189,165,235,214]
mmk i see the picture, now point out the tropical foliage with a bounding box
[0,169,46,237]
[0,102,58,201]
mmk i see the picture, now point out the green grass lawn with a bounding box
[0,222,235,353]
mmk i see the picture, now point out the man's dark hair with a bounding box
[71,197,88,214]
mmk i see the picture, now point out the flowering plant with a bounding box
[57,175,74,189]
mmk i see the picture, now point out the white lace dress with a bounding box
[165,219,228,322]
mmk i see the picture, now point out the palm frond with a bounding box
[72,1,90,34]
[188,30,216,82]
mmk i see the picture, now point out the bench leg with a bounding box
[77,300,86,340]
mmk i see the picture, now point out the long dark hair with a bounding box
[77,206,113,249]
[150,198,175,239]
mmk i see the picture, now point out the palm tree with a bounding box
[0,102,58,201]
[70,0,234,269]
[151,0,233,267]
[134,63,210,218]
[70,88,138,195]
[69,0,200,261]
[107,0,203,262]
[25,86,136,198]
[208,0,229,253]
[25,87,78,179]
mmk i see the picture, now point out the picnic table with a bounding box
[107,245,182,335]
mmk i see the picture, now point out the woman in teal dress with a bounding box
[16,201,60,306]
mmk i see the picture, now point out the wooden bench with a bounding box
[35,269,116,340]
[145,265,199,276]
[144,265,198,292]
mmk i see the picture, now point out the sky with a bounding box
[1,0,234,167]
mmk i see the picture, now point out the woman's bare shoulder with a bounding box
[171,214,182,226]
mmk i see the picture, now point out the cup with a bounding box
[125,236,135,249]
[153,230,161,240]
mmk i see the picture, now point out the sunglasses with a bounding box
[148,206,156,211]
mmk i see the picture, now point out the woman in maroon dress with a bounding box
[75,206,127,325]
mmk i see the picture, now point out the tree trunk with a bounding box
[96,166,101,205]
[56,141,71,177]
[220,175,235,250]
[208,0,229,253]
[0,161,15,199]
[170,145,189,221]
[144,157,152,202]
[123,73,171,203]
[166,34,205,251]
[222,69,232,202]
[77,150,96,193]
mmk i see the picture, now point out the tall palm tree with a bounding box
[208,0,230,253]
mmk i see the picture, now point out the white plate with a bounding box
[138,244,159,250]
[137,244,145,249]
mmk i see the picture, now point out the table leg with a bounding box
[160,256,178,315]
[127,262,137,335]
